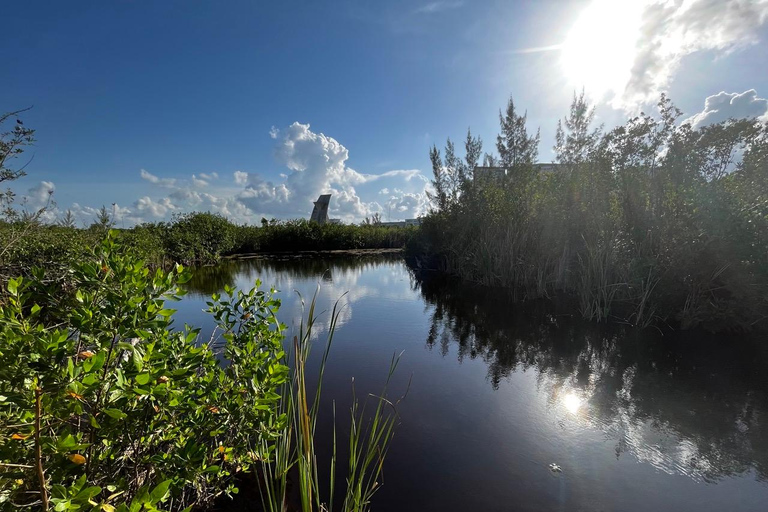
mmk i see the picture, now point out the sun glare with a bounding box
[561,0,645,99]
[563,393,583,414]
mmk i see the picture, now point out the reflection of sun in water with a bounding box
[563,392,583,414]
[561,0,645,99]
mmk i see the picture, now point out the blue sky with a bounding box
[3,0,768,224]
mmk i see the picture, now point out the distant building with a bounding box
[310,194,331,224]
[380,218,421,228]
[473,166,508,185]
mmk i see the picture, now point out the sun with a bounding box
[561,0,645,99]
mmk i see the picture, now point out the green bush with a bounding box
[252,219,415,253]
[0,233,288,511]
[408,97,768,331]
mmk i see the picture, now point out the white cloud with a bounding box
[235,122,431,222]
[68,202,135,227]
[19,181,57,222]
[22,181,55,210]
[22,125,429,226]
[377,188,431,221]
[140,169,177,188]
[134,196,178,218]
[233,170,249,186]
[269,126,280,139]
[685,89,768,129]
[191,174,209,187]
[627,0,768,107]
[564,0,768,109]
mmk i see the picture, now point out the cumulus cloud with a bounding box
[626,0,768,107]
[22,181,55,210]
[233,171,249,185]
[235,122,430,222]
[19,181,57,222]
[191,174,209,187]
[685,89,768,128]
[134,196,178,218]
[377,188,431,221]
[19,124,429,226]
[67,202,134,227]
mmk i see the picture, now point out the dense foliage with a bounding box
[0,214,415,280]
[0,109,404,512]
[237,219,415,254]
[408,94,768,331]
[0,234,289,511]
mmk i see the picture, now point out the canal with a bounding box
[174,254,768,512]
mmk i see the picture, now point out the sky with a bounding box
[2,0,768,225]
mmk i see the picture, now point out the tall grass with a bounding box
[258,289,404,512]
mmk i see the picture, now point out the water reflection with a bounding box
[562,392,583,415]
[414,273,768,483]
[185,254,404,297]
[179,256,768,510]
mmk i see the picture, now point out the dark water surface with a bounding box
[176,255,768,512]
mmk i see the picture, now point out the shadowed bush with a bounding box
[407,95,768,332]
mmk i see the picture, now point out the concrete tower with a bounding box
[310,194,331,224]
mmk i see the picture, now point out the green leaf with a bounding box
[89,351,106,373]
[132,349,143,372]
[135,373,151,385]
[74,485,102,502]
[203,465,221,474]
[103,408,127,421]
[149,480,172,503]
[56,434,78,451]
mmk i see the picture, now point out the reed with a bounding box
[258,288,404,512]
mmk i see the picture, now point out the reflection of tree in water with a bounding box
[414,272,768,483]
[184,254,403,296]
[183,262,241,296]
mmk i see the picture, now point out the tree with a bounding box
[554,90,602,166]
[482,153,498,167]
[92,205,114,230]
[443,138,461,203]
[57,209,78,228]
[427,144,448,211]
[496,97,540,169]
[0,108,36,218]
[460,128,483,184]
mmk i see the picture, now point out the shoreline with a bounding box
[227,247,405,260]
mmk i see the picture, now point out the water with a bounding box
[175,255,768,512]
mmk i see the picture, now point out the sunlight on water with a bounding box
[177,256,768,512]
[563,392,583,415]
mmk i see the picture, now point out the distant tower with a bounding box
[310,194,331,224]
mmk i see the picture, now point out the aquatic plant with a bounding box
[257,289,404,512]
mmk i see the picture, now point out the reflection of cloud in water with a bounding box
[184,254,411,338]
[414,273,768,484]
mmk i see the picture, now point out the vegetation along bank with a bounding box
[406,93,768,332]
